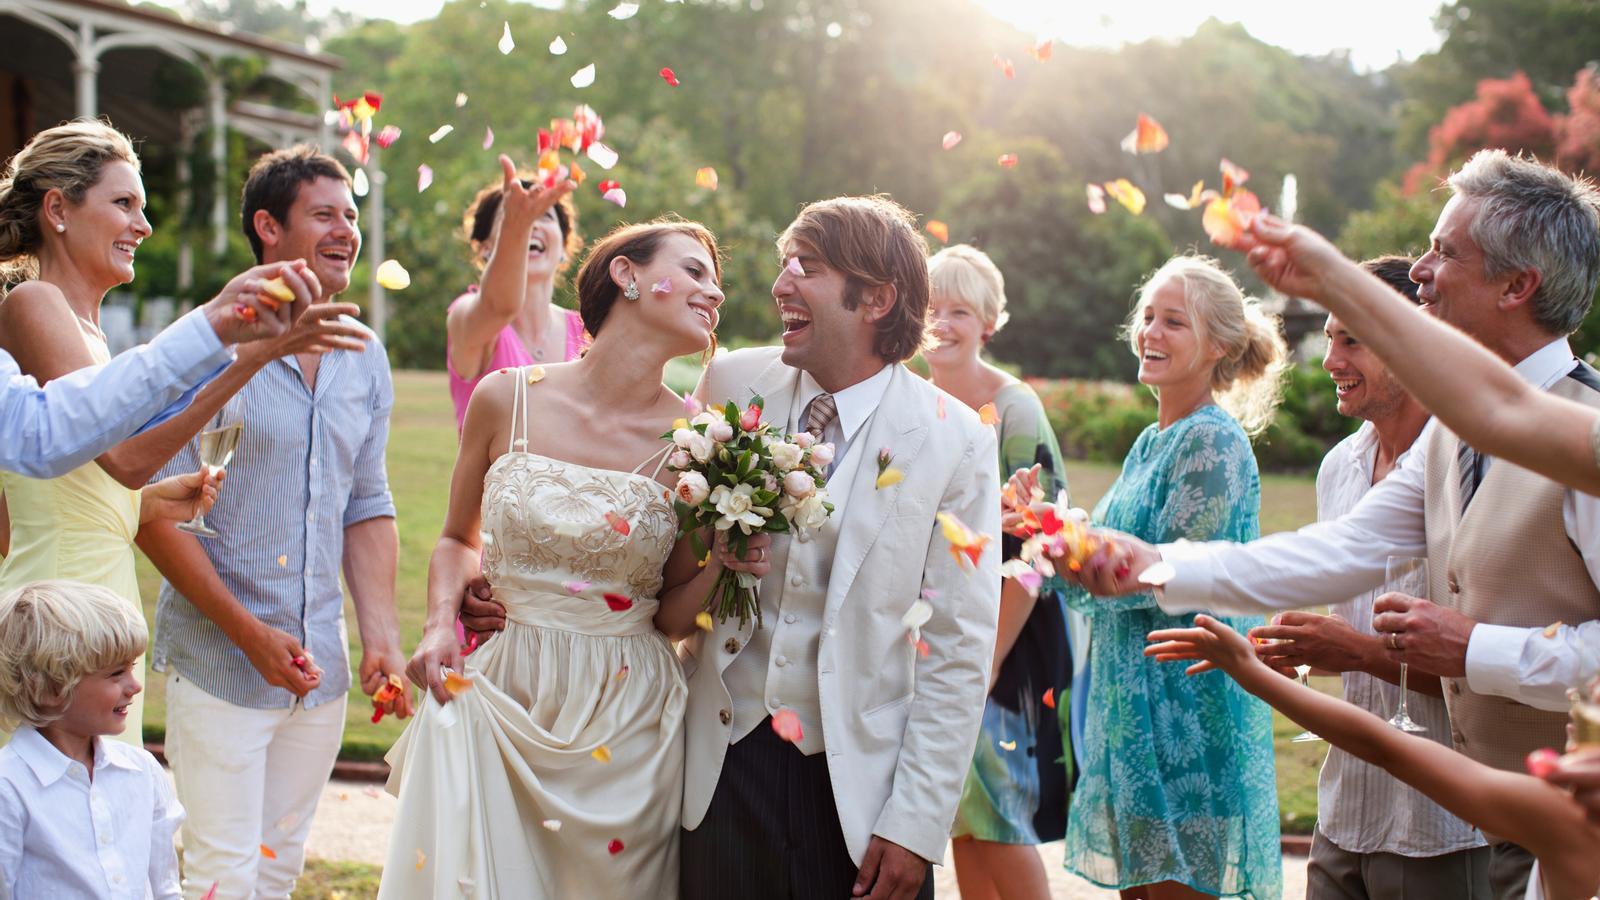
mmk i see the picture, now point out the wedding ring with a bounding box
[1388,633,1400,651]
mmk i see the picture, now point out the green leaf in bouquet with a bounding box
[751,489,780,507]
[765,514,791,534]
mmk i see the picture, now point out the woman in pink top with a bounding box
[447,155,588,428]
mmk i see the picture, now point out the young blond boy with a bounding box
[0,580,182,899]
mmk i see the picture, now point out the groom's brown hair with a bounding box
[778,195,933,363]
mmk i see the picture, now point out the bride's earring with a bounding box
[624,281,640,301]
[54,223,65,233]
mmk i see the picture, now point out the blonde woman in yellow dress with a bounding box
[0,121,271,746]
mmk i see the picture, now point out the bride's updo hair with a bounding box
[0,119,140,286]
[1124,254,1288,436]
[575,216,721,340]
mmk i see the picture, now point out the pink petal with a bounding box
[941,131,962,150]
[482,126,494,150]
[417,164,433,193]
[785,257,805,277]
[651,278,672,295]
[602,187,627,207]
[563,580,590,594]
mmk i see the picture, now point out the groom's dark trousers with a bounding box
[680,718,934,899]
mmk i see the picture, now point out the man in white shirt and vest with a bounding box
[679,196,1001,899]
[1061,149,1600,900]
[1251,256,1489,898]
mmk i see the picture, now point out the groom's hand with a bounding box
[853,836,927,900]
[459,576,507,638]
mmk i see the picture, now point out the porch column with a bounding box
[208,72,227,258]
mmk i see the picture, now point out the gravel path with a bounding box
[296,777,1310,898]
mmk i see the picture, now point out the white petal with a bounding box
[570,63,596,89]
[608,2,639,18]
[549,36,567,55]
[352,168,369,197]
[428,124,453,143]
[497,21,514,55]
[586,142,618,169]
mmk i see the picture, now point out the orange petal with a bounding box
[443,671,474,696]
[1120,113,1169,154]
[1202,189,1261,247]
[1220,157,1250,194]
[1027,39,1053,62]
[592,745,613,763]
[925,220,949,244]
[915,638,929,658]
[936,395,947,420]
[978,402,1000,425]
[1042,687,1056,709]
[997,153,1018,169]
[1544,621,1565,638]
[604,511,631,536]
[992,55,1015,79]
[695,167,719,191]
[260,844,278,860]
[415,848,426,870]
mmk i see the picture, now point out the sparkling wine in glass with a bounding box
[1382,556,1430,733]
[1290,664,1325,743]
[176,393,244,539]
[1569,676,1600,750]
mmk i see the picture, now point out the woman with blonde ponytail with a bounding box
[1030,255,1285,898]
[0,120,239,749]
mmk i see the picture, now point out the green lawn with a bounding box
[130,370,1330,832]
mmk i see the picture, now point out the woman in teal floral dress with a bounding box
[926,245,1082,900]
[1056,256,1286,899]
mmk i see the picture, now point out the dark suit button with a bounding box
[1447,575,1461,593]
[718,708,731,725]
[724,638,740,654]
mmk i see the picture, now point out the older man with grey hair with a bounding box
[1063,149,1600,900]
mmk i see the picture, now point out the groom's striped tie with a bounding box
[804,393,837,440]
[1457,436,1482,515]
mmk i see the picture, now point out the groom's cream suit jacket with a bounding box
[681,346,1001,866]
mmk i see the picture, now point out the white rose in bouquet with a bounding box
[708,420,734,443]
[710,483,771,533]
[675,471,711,506]
[769,441,803,472]
[668,449,692,469]
[782,469,816,499]
[793,492,830,532]
[691,411,720,428]
[673,428,716,463]
[792,431,816,450]
[809,442,836,468]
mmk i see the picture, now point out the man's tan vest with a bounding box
[1422,371,1600,773]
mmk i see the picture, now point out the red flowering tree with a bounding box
[1403,72,1558,193]
[1557,66,1600,177]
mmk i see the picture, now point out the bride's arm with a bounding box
[407,373,508,704]
[655,530,770,640]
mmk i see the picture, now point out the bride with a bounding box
[379,173,766,899]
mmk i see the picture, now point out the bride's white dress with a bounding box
[380,371,686,898]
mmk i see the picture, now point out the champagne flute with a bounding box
[1290,663,1324,743]
[176,393,244,538]
[1381,556,1429,733]
[1569,675,1600,750]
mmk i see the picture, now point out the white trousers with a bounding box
[165,674,345,900]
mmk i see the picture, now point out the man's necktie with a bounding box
[804,393,837,440]
[1458,436,1482,514]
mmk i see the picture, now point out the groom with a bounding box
[679,195,1000,898]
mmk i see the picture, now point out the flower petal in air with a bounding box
[1120,113,1169,155]
[592,745,613,763]
[1103,179,1146,215]
[695,167,719,191]
[603,593,633,612]
[563,579,590,594]
[997,153,1018,169]
[376,260,411,290]
[652,278,673,295]
[543,819,562,831]
[602,188,626,207]
[604,511,631,535]
[977,402,1000,425]
[428,125,453,143]
[608,1,639,18]
[1027,39,1053,62]
[608,838,625,855]
[660,67,680,86]
[1544,621,1565,638]
[498,21,514,54]
[785,257,805,277]
[901,598,932,634]
[925,220,949,244]
[201,883,218,900]
[416,848,426,870]
[1086,183,1107,215]
[455,92,468,107]
[571,63,596,89]
[482,126,494,150]
[992,55,1015,79]
[1163,180,1209,211]
[260,844,278,859]
[937,395,947,419]
[999,739,1017,751]
[771,708,804,743]
[936,511,992,570]
[1201,188,1261,248]
[549,36,567,54]
[352,169,369,197]
[695,611,714,631]
[375,125,401,149]
[941,131,962,150]
[340,131,369,165]
[1526,747,1560,777]
[587,142,619,169]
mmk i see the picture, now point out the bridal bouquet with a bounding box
[664,396,835,628]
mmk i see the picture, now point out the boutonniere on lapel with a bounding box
[874,447,904,490]
[662,394,837,628]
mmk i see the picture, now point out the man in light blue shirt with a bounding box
[1,259,365,478]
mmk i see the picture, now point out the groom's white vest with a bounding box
[680,347,1000,866]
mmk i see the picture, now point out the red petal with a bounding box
[363,91,383,113]
[1042,687,1056,709]
[604,510,631,535]
[598,179,620,194]
[608,838,625,855]
[604,593,634,611]
[660,67,679,86]
[997,153,1018,168]
[771,709,804,743]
